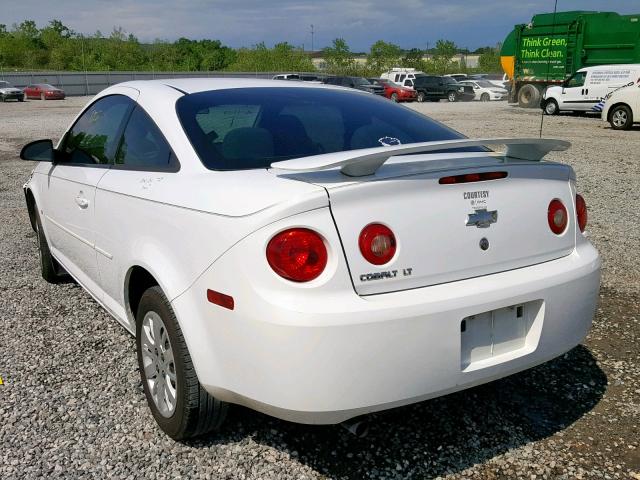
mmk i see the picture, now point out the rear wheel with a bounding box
[543,99,559,115]
[416,91,426,103]
[609,105,633,130]
[447,91,458,102]
[518,84,541,108]
[480,93,490,102]
[390,92,399,102]
[136,286,228,439]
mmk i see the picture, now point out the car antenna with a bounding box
[539,0,559,138]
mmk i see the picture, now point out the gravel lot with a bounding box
[1,96,638,479]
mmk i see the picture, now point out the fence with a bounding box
[0,71,313,96]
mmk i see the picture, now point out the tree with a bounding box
[322,38,354,74]
[402,48,424,69]
[227,42,313,72]
[432,39,457,74]
[367,40,401,74]
[478,45,502,73]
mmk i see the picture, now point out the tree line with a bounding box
[0,20,502,75]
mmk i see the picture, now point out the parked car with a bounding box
[324,76,384,95]
[368,78,417,102]
[380,67,424,89]
[23,84,66,100]
[0,80,25,102]
[542,64,640,115]
[468,73,509,89]
[444,73,468,82]
[21,79,600,440]
[600,80,640,130]
[413,75,475,102]
[459,80,508,101]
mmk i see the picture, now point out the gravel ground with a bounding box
[0,96,638,479]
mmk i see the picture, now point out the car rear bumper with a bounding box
[172,240,600,424]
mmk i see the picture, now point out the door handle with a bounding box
[581,89,584,95]
[75,193,89,209]
[585,88,588,95]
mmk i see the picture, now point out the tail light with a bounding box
[359,223,397,265]
[548,199,568,234]
[266,228,327,282]
[439,171,507,184]
[576,194,587,233]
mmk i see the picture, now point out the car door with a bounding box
[560,71,588,110]
[94,104,179,327]
[39,93,135,293]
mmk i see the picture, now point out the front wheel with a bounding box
[35,210,67,282]
[416,92,426,103]
[137,286,228,440]
[480,93,490,102]
[609,105,633,130]
[40,92,45,101]
[390,92,399,102]
[447,91,458,102]
[543,99,559,115]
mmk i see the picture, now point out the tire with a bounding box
[543,99,559,115]
[35,210,66,283]
[609,105,633,130]
[518,84,541,108]
[480,93,490,102]
[18,96,24,102]
[40,92,45,101]
[416,91,426,103]
[390,92,399,102]
[447,91,458,102]
[0,95,5,102]
[136,286,228,440]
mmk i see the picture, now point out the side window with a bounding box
[115,106,176,170]
[566,72,586,88]
[399,74,406,82]
[62,95,133,165]
[404,79,412,87]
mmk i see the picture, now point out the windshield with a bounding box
[443,77,458,85]
[476,80,497,88]
[37,84,56,89]
[176,87,472,170]
[354,78,371,86]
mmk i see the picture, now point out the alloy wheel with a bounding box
[612,109,627,128]
[140,311,177,418]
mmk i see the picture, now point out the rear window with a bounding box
[176,87,470,171]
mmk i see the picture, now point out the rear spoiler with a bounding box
[271,138,570,177]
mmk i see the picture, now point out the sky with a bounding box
[2,0,639,51]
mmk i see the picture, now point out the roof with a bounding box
[109,77,343,95]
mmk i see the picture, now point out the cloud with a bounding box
[3,0,638,50]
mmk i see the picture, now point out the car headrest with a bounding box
[222,127,274,164]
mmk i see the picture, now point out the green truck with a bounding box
[501,10,640,107]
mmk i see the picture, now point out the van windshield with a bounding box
[176,87,474,171]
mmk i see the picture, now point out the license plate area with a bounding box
[461,300,543,371]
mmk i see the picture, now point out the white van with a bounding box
[542,64,640,115]
[600,79,640,129]
[381,68,424,90]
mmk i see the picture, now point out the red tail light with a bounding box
[266,228,327,282]
[439,171,507,184]
[576,194,587,233]
[359,223,397,265]
[548,199,568,234]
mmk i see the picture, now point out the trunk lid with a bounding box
[275,153,576,295]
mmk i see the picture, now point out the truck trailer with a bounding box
[501,10,640,107]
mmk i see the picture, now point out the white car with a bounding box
[459,80,508,101]
[600,79,640,130]
[21,79,600,440]
[0,80,25,102]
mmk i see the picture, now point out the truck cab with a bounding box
[542,64,640,115]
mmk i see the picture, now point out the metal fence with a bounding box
[0,71,312,96]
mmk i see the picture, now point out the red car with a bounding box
[23,84,66,100]
[369,79,417,102]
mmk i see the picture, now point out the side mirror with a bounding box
[20,139,55,162]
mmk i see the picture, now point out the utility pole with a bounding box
[310,24,315,52]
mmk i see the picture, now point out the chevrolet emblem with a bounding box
[466,209,498,228]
